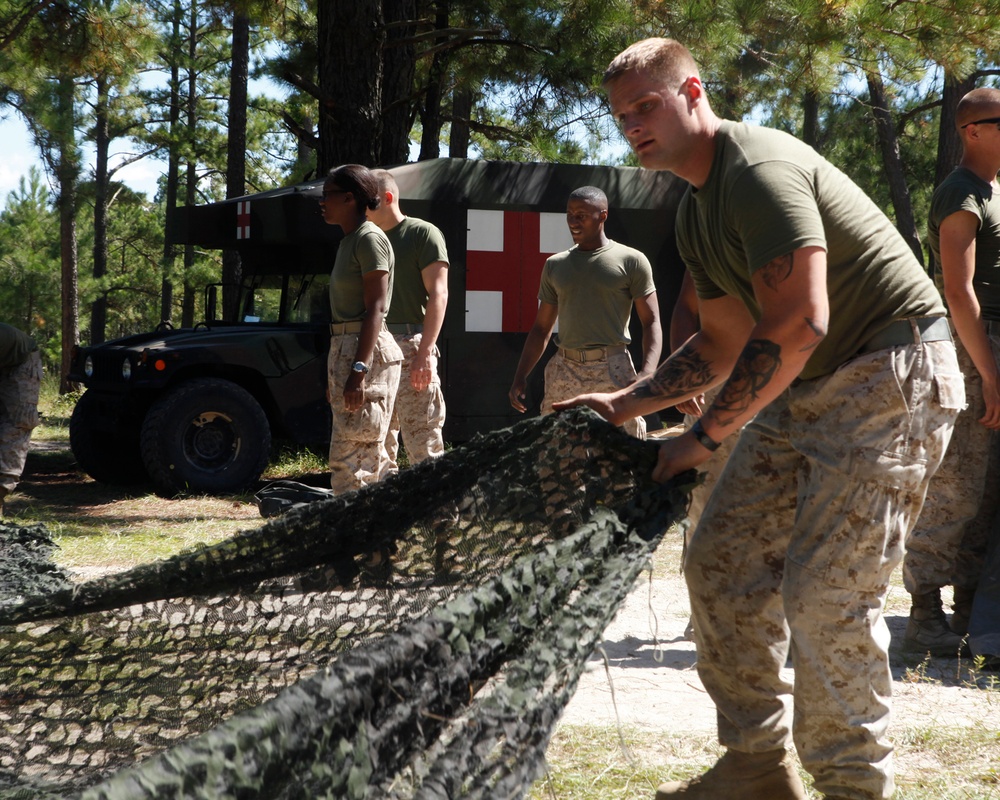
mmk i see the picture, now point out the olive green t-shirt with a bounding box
[676,120,945,380]
[538,240,656,352]
[329,220,395,324]
[927,166,1000,321]
[384,216,449,325]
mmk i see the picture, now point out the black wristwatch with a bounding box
[690,419,721,452]
[351,361,370,375]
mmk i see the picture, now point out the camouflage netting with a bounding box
[0,408,692,800]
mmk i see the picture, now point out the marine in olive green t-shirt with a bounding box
[384,217,449,325]
[329,220,395,323]
[538,240,656,352]
[927,166,1000,320]
[677,120,945,381]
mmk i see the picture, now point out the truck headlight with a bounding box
[84,356,94,378]
[122,358,132,380]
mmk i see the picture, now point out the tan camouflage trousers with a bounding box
[686,340,962,799]
[904,329,1000,594]
[0,350,42,495]
[327,330,402,494]
[385,334,446,469]
[541,350,646,440]
[683,385,741,529]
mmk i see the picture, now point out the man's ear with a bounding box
[684,75,704,105]
[385,190,395,205]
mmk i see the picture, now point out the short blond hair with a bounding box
[957,87,1000,129]
[603,38,700,89]
[371,168,399,196]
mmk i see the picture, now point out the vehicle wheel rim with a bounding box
[183,412,241,471]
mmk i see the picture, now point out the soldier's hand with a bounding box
[411,351,433,392]
[652,431,713,483]
[509,379,528,413]
[675,394,705,417]
[344,372,365,413]
[552,392,617,422]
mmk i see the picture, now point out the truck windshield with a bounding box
[240,273,331,324]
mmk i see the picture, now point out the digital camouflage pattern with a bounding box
[0,408,692,799]
[540,351,646,439]
[904,330,1000,594]
[327,329,403,493]
[687,340,962,799]
[385,334,446,468]
[0,350,42,495]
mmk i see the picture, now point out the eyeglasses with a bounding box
[960,116,1000,129]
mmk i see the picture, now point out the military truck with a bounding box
[68,158,686,496]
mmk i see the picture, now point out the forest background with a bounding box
[1,0,999,393]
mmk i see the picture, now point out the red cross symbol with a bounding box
[466,210,565,333]
[236,201,251,240]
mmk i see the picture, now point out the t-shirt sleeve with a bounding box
[417,224,450,270]
[933,181,985,229]
[730,162,828,273]
[538,259,558,306]
[357,229,393,275]
[627,251,657,298]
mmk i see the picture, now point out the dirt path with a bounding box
[559,549,999,737]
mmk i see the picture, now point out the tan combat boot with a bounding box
[654,748,807,799]
[903,588,966,656]
[950,586,976,637]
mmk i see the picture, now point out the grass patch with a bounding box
[529,726,720,799]
[532,723,1000,799]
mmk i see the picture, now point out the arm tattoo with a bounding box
[707,338,782,427]
[630,342,714,402]
[758,253,793,291]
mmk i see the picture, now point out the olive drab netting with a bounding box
[0,408,692,800]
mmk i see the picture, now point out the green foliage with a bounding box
[0,167,60,364]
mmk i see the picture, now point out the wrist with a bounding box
[690,419,721,452]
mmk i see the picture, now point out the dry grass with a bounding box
[6,379,326,572]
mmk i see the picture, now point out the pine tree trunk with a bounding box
[449,85,472,158]
[418,2,449,162]
[160,0,182,326]
[56,75,80,393]
[317,0,384,171]
[91,76,109,344]
[222,10,249,320]
[380,0,416,165]
[866,70,924,266]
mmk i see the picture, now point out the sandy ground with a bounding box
[558,556,999,736]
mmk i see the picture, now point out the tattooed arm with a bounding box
[555,246,828,481]
[553,290,754,424]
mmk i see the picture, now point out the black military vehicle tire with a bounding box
[140,378,271,496]
[69,390,149,485]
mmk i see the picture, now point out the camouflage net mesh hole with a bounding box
[0,408,691,800]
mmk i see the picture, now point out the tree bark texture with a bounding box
[317,0,384,171]
[380,0,417,165]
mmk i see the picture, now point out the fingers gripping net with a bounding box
[0,408,691,799]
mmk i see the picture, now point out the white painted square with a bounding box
[539,211,572,254]
[466,290,503,332]
[467,209,505,252]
